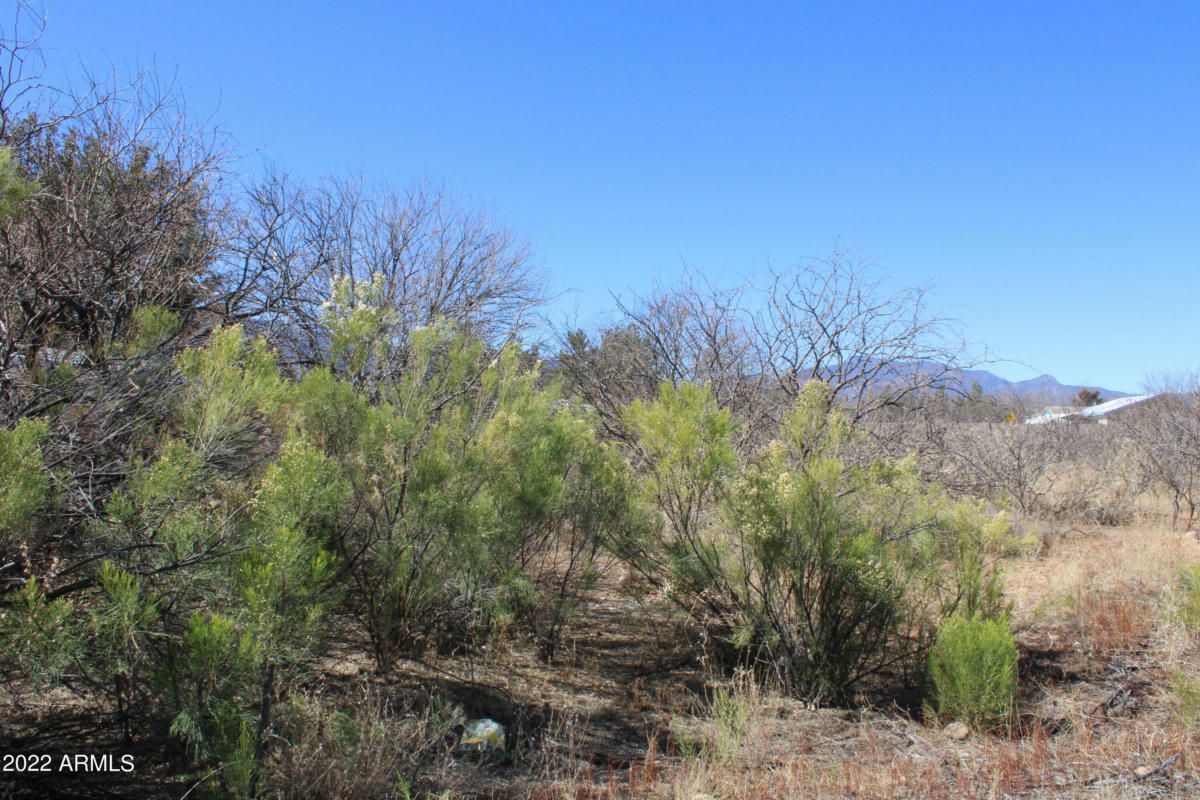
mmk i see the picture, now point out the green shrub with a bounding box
[1,282,643,794]
[927,614,1018,728]
[623,379,1010,702]
[1,577,79,686]
[292,289,639,668]
[1170,669,1200,730]
[482,383,642,661]
[0,145,38,219]
[710,683,749,764]
[123,306,182,356]
[0,417,51,532]
[1176,563,1200,632]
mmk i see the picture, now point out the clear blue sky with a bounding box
[35,1,1200,392]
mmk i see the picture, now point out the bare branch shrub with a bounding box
[0,12,238,593]
[0,2,125,142]
[222,172,547,376]
[560,255,968,460]
[939,421,1070,515]
[1125,375,1200,527]
[937,417,1141,524]
[755,255,966,426]
[0,32,230,412]
[558,271,772,449]
[1038,425,1142,524]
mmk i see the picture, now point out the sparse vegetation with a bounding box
[1126,377,1200,527]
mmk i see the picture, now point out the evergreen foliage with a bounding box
[927,614,1019,728]
[0,417,50,533]
[0,146,37,219]
[623,379,1011,702]
[1,275,639,795]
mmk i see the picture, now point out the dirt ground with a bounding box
[405,520,1200,799]
[5,521,1200,799]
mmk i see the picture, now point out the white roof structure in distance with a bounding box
[1024,394,1157,424]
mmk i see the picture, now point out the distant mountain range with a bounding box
[872,361,1129,404]
[948,367,1129,404]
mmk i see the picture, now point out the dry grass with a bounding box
[11,522,1200,799]
[1035,452,1145,525]
[267,683,470,800]
[1075,585,1156,661]
[503,521,1200,800]
[518,687,1200,800]
[1004,521,1199,634]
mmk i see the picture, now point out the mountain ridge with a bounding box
[951,367,1129,404]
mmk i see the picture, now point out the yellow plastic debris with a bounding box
[459,718,506,753]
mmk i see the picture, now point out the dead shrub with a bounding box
[939,421,1143,526]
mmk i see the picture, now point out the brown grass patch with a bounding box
[1075,585,1156,661]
